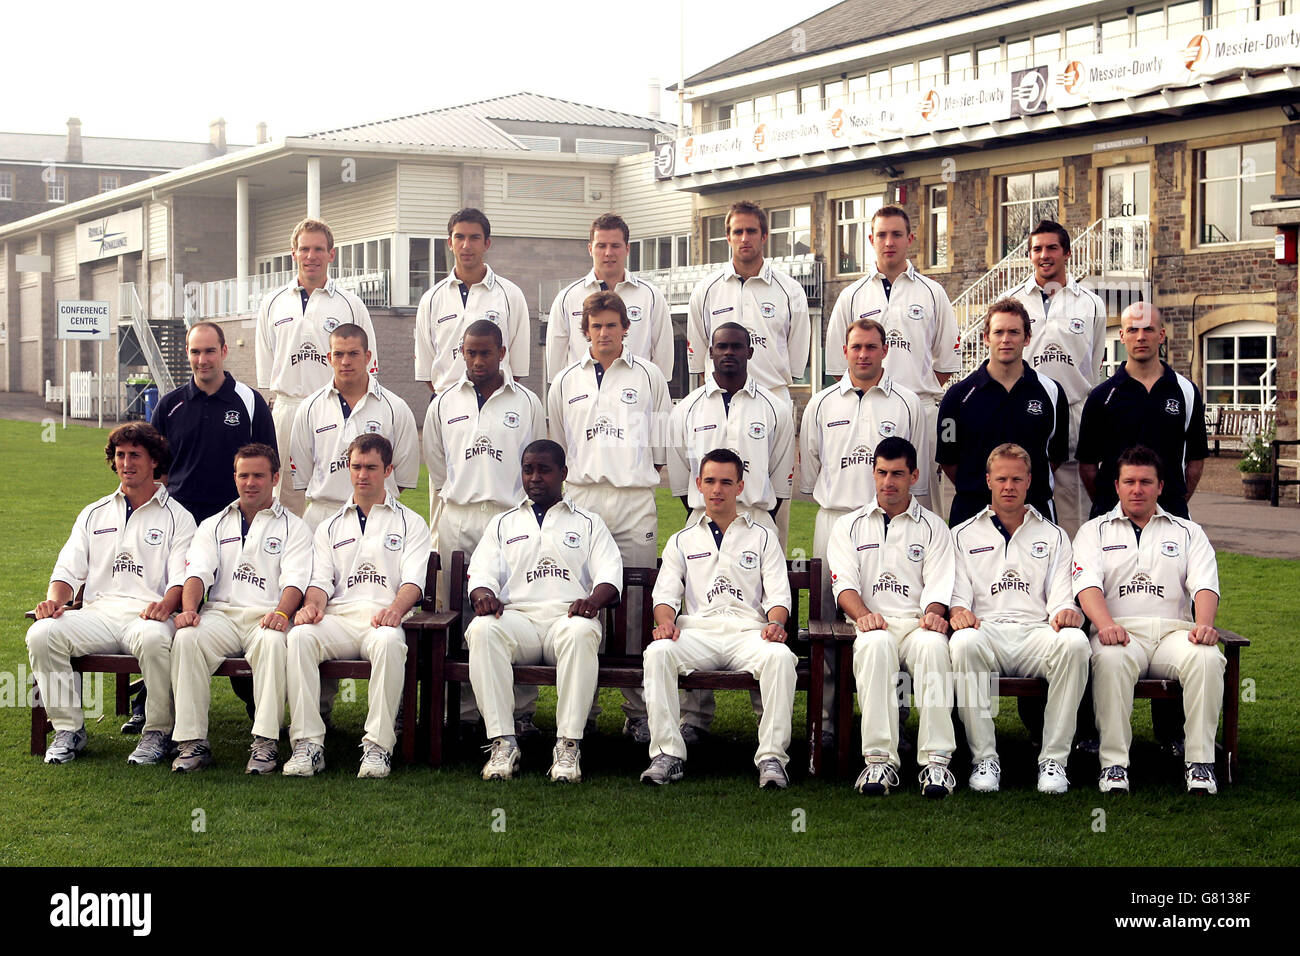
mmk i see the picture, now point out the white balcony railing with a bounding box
[190,269,390,319]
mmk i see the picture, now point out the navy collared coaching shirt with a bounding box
[1075,361,1207,518]
[152,371,277,523]
[936,360,1069,526]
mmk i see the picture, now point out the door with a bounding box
[1102,164,1150,274]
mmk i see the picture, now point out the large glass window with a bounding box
[767,206,811,258]
[705,216,729,264]
[1101,332,1127,380]
[1198,142,1276,244]
[1203,321,1277,406]
[836,196,884,274]
[47,174,67,203]
[928,185,949,269]
[948,50,973,83]
[999,169,1059,256]
[0,171,12,200]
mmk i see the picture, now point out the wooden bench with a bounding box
[1270,438,1300,506]
[427,554,841,775]
[821,621,1250,782]
[1207,407,1275,456]
[26,554,459,766]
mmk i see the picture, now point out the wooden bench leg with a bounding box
[401,632,418,765]
[1223,645,1241,784]
[427,630,446,768]
[115,673,131,716]
[808,640,825,778]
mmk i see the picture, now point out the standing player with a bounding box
[827,437,958,798]
[1073,445,1224,794]
[26,423,196,765]
[1076,303,1208,519]
[467,440,622,783]
[256,217,377,517]
[824,205,960,513]
[1010,220,1108,537]
[546,212,673,380]
[937,298,1068,526]
[290,324,419,530]
[424,319,544,729]
[282,435,431,779]
[548,289,671,740]
[948,443,1090,794]
[169,443,313,774]
[641,450,797,789]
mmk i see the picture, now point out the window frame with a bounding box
[1195,140,1277,246]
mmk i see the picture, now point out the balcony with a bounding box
[640,254,823,307]
[189,268,390,319]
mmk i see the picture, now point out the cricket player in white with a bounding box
[290,324,419,530]
[548,289,671,738]
[283,435,431,779]
[468,440,622,783]
[1010,220,1107,537]
[948,443,1090,794]
[424,319,544,727]
[27,423,196,765]
[414,207,531,396]
[824,206,960,516]
[687,200,810,408]
[641,450,796,790]
[1072,445,1224,795]
[256,217,377,517]
[828,436,958,797]
[546,212,673,380]
[170,444,313,774]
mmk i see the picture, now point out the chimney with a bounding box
[647,80,662,120]
[256,121,268,145]
[66,117,83,164]
[209,117,227,155]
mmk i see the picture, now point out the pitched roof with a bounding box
[686,0,1027,86]
[0,131,250,169]
[304,91,675,148]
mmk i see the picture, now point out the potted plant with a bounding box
[1238,424,1275,500]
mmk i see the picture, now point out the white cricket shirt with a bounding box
[413,264,531,393]
[309,493,432,607]
[1011,274,1108,409]
[184,499,313,607]
[950,506,1075,625]
[546,271,673,380]
[255,279,377,399]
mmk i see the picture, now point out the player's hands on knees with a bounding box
[260,611,289,631]
[761,621,788,643]
[854,611,887,633]
[1097,622,1129,646]
[33,600,66,620]
[1052,608,1083,631]
[295,605,323,626]
[174,610,201,629]
[949,608,979,631]
[922,611,950,635]
[470,590,502,618]
[141,601,171,622]
[567,598,600,619]
[372,607,402,628]
[1188,624,1219,646]
[652,622,680,642]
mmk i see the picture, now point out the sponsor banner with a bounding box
[75,208,144,263]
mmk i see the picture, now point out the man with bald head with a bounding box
[1076,303,1208,519]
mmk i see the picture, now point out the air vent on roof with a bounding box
[514,135,562,152]
[575,139,648,156]
[507,173,584,202]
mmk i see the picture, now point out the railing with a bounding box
[191,268,391,318]
[639,254,824,307]
[118,282,176,396]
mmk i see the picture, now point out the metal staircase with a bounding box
[118,282,182,395]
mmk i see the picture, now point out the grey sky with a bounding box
[6,0,835,144]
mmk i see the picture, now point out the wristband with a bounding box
[273,610,289,620]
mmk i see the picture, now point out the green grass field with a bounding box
[1,418,1296,866]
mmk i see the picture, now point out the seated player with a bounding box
[467,439,622,783]
[27,422,196,765]
[282,435,431,779]
[1073,445,1224,795]
[827,437,958,798]
[948,443,1090,794]
[170,443,313,773]
[640,449,796,789]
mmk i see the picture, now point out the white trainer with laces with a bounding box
[548,737,582,782]
[126,730,172,766]
[1185,762,1218,795]
[757,757,789,790]
[1098,764,1130,793]
[968,757,1001,793]
[854,753,900,795]
[482,737,522,780]
[919,754,957,799]
[358,741,392,779]
[282,740,326,777]
[44,727,87,765]
[1036,758,1069,794]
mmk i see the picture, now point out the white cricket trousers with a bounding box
[950,621,1090,764]
[286,603,407,754]
[303,498,346,532]
[643,614,797,768]
[1051,402,1089,539]
[271,395,306,518]
[567,482,656,720]
[853,615,956,768]
[437,498,538,722]
[171,604,286,742]
[1091,616,1226,768]
[466,601,602,741]
[810,506,854,724]
[26,596,175,733]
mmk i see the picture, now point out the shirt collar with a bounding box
[451,263,497,291]
[582,269,638,290]
[347,492,399,514]
[222,498,285,521]
[704,374,758,398]
[1101,502,1171,525]
[581,348,635,370]
[453,368,519,393]
[518,495,577,515]
[688,509,754,530]
[866,495,921,522]
[866,260,918,283]
[115,482,168,507]
[973,504,1046,525]
[329,373,382,399]
[724,259,772,283]
[1116,360,1177,385]
[293,277,337,296]
[837,372,893,396]
[1020,273,1080,297]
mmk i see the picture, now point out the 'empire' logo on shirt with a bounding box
[466,436,503,462]
[1119,572,1165,598]
[290,343,329,368]
[872,572,909,597]
[885,329,912,352]
[328,454,350,475]
[346,561,388,589]
[585,415,625,441]
[840,445,874,469]
[112,552,145,578]
[706,575,744,603]
[526,556,571,584]
[1032,343,1076,367]
[231,562,267,590]
[991,569,1032,596]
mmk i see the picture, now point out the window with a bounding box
[1034,30,1061,61]
[754,94,775,121]
[1101,16,1132,50]
[257,254,293,276]
[1167,1,1204,31]
[977,45,1001,77]
[775,89,797,117]
[1203,321,1276,406]
[99,174,119,193]
[47,174,67,203]
[0,171,12,200]
[705,216,729,264]
[1101,333,1127,380]
[767,206,811,258]
[999,169,1059,256]
[408,237,448,302]
[919,56,944,87]
[1065,24,1095,57]
[855,74,875,102]
[928,185,949,269]
[891,62,916,94]
[836,196,883,274]
[1198,142,1276,244]
[948,50,973,83]
[734,100,754,126]
[334,237,391,274]
[1136,8,1167,42]
[717,104,733,130]
[1006,38,1031,71]
[629,233,690,272]
[800,84,821,113]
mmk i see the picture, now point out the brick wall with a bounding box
[0,164,156,227]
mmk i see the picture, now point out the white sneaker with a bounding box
[854,753,900,795]
[282,740,326,777]
[548,737,582,783]
[481,737,521,780]
[919,755,957,799]
[126,730,172,766]
[968,757,1001,793]
[357,741,392,779]
[1185,762,1218,795]
[44,727,87,764]
[640,753,685,786]
[1098,764,1130,793]
[1037,758,1069,794]
[757,757,789,790]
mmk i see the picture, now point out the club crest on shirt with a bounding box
[503,411,520,429]
[739,550,758,570]
[878,420,896,437]
[562,531,582,549]
[365,420,382,434]
[760,302,776,319]
[907,544,925,562]
[264,537,283,555]
[748,422,767,439]
[1068,317,1086,334]
[906,303,926,321]
[144,528,164,546]
[323,317,339,333]
[1031,541,1049,558]
[385,533,403,551]
[1165,399,1181,415]
[485,311,501,324]
[1161,540,1181,557]
[620,387,638,405]
[224,410,241,427]
[1026,400,1044,415]
[627,306,643,322]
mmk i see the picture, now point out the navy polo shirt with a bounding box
[937,360,1069,526]
[1076,361,1207,518]
[152,371,278,523]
